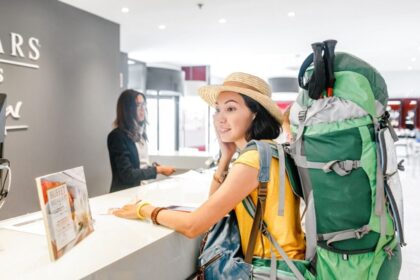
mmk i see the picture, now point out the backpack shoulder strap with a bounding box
[244,140,271,264]
[241,141,305,280]
[241,141,304,200]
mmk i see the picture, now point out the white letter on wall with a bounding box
[29,37,41,60]
[0,39,4,54]
[0,68,4,83]
[10,32,25,58]
[6,101,23,119]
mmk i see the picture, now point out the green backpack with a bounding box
[286,40,404,279]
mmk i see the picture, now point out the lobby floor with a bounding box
[399,152,420,279]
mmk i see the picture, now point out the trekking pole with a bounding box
[308,42,326,100]
[323,40,337,97]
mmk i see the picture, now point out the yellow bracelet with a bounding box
[136,201,151,220]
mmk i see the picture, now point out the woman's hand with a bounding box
[112,204,138,219]
[156,165,176,176]
[218,139,237,162]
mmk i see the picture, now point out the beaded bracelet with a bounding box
[151,207,167,225]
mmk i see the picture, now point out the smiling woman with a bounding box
[113,72,308,279]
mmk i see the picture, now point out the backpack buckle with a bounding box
[298,109,307,122]
[260,225,269,237]
[355,225,370,239]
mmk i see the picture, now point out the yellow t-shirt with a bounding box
[234,147,305,260]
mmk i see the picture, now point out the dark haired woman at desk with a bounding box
[107,89,175,193]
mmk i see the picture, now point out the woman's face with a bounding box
[135,95,146,122]
[214,91,254,148]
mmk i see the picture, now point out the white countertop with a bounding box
[0,170,212,280]
[149,150,215,170]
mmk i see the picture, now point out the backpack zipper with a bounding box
[198,253,223,279]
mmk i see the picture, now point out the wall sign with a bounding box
[5,101,28,134]
[0,32,41,133]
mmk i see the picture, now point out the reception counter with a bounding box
[0,170,212,280]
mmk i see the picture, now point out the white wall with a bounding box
[382,70,420,98]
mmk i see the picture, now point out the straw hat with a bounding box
[198,72,283,124]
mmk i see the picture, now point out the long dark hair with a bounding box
[241,94,281,141]
[114,89,148,142]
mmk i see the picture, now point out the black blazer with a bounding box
[107,128,157,193]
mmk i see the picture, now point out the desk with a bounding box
[0,170,212,280]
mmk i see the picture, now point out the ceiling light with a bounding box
[288,12,296,17]
[128,60,135,65]
[408,66,413,71]
[158,25,166,30]
[218,18,227,24]
[121,7,129,13]
[411,57,417,62]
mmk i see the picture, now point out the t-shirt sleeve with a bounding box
[234,150,260,170]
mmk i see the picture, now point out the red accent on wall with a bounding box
[182,66,208,81]
[181,66,191,80]
[192,66,206,81]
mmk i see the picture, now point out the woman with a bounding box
[107,89,176,193]
[113,73,305,262]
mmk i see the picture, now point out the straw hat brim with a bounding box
[198,85,283,124]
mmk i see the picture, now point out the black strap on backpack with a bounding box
[298,39,337,100]
[244,181,268,263]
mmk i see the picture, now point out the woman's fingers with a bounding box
[122,204,134,210]
[113,209,136,219]
[112,204,138,219]
[112,208,127,217]
[160,166,176,176]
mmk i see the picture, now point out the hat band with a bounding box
[223,81,262,94]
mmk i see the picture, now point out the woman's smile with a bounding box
[219,127,231,134]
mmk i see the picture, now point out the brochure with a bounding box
[35,166,94,261]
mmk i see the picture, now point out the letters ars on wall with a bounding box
[0,32,41,60]
[0,32,40,134]
[0,32,41,83]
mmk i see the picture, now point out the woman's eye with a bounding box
[215,108,220,113]
[226,106,236,112]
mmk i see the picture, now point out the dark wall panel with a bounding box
[0,0,120,219]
